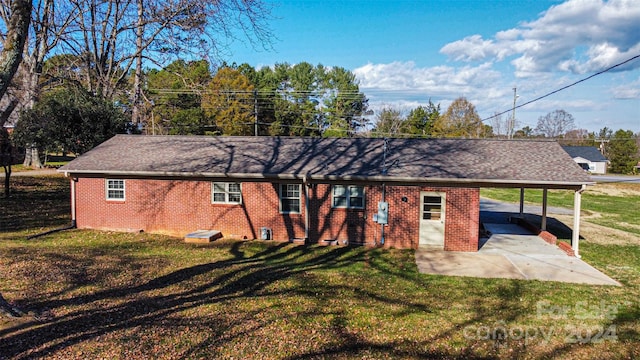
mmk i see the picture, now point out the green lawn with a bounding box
[0,176,638,359]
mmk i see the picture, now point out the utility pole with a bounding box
[596,138,609,156]
[509,87,518,139]
[254,90,258,136]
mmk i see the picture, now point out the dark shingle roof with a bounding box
[562,146,608,162]
[59,135,593,189]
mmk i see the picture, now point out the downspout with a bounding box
[380,138,388,246]
[70,175,77,228]
[380,183,385,245]
[303,175,309,242]
[572,184,586,258]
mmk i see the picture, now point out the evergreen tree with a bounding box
[406,100,440,137]
[607,129,639,174]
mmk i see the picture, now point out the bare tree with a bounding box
[61,0,273,126]
[562,128,592,146]
[372,107,406,137]
[534,109,575,138]
[490,112,507,138]
[0,0,32,317]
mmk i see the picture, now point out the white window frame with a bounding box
[211,182,242,204]
[279,184,301,214]
[332,185,365,209]
[105,179,125,201]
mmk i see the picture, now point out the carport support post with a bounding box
[572,185,586,258]
[541,188,548,231]
[519,188,525,217]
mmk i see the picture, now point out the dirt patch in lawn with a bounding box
[555,214,640,246]
[585,182,640,197]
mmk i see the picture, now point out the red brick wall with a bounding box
[75,178,305,240]
[442,187,480,252]
[74,178,480,251]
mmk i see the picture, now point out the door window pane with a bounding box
[422,196,442,220]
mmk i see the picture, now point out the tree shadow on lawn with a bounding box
[0,241,436,358]
[0,176,70,233]
[0,237,600,359]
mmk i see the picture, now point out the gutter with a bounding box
[303,175,309,242]
[58,169,593,190]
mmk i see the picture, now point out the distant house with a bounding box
[561,146,608,174]
[59,136,592,253]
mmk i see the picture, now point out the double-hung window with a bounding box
[106,179,125,201]
[212,182,242,204]
[332,185,364,209]
[280,184,301,214]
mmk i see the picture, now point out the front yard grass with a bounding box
[0,176,638,359]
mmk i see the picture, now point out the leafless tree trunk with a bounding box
[0,0,76,168]
[0,0,32,317]
[0,1,30,99]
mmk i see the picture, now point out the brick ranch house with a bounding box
[58,135,593,253]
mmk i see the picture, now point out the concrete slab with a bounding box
[184,230,222,243]
[415,250,524,279]
[503,254,620,285]
[415,224,620,286]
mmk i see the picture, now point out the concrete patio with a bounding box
[415,223,620,286]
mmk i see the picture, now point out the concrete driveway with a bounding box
[415,223,620,286]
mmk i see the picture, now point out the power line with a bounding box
[481,53,640,123]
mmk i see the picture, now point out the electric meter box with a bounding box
[377,201,389,224]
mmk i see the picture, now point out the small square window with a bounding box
[212,182,242,204]
[106,179,125,201]
[332,185,364,209]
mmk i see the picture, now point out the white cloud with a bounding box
[440,0,640,76]
[353,1,640,132]
[354,61,512,120]
[612,77,640,98]
[354,61,501,97]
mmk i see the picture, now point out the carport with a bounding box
[476,181,590,258]
[413,178,620,284]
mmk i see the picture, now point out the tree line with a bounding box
[143,61,369,137]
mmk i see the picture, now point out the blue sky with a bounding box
[227,0,640,134]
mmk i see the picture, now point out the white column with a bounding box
[541,188,548,231]
[572,185,585,258]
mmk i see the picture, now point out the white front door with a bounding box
[419,192,445,247]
